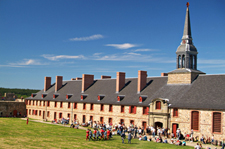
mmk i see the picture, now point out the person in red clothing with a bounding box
[107,129,110,140]
[26,117,29,125]
[93,129,97,140]
[86,129,89,141]
[100,128,104,139]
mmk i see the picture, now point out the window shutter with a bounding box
[213,112,221,133]
[134,106,136,114]
[191,111,199,130]
[147,107,149,114]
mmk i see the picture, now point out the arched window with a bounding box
[178,55,181,68]
[193,56,196,69]
[213,112,221,133]
[191,111,199,130]
[182,55,185,68]
[156,101,161,110]
[190,55,193,69]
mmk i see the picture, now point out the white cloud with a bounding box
[105,43,138,49]
[69,34,104,41]
[9,59,45,66]
[42,54,85,61]
[126,52,141,56]
[134,49,157,52]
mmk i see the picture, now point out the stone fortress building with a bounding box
[25,3,225,140]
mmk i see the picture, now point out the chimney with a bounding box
[101,75,111,79]
[116,72,125,93]
[76,77,82,80]
[55,76,63,92]
[137,70,147,93]
[161,73,168,76]
[44,77,51,92]
[82,74,94,92]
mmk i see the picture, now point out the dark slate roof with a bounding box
[26,74,225,110]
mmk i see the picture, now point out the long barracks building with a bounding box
[26,4,225,140]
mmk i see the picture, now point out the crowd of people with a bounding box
[53,118,225,148]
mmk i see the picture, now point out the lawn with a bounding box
[0,118,193,149]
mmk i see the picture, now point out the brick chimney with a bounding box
[71,77,82,80]
[137,70,147,93]
[82,74,94,92]
[55,76,63,92]
[101,75,111,79]
[44,77,51,92]
[161,73,168,76]
[116,72,125,93]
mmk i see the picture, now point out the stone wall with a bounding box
[170,108,225,140]
[26,100,149,127]
[0,101,26,117]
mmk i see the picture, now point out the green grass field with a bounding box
[0,118,193,149]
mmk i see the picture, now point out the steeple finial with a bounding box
[186,2,189,8]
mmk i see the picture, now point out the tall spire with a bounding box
[176,2,198,70]
[182,2,192,40]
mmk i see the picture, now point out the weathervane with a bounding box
[186,2,189,8]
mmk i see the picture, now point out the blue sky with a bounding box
[0,0,225,89]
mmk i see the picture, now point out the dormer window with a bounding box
[42,93,47,98]
[139,95,147,103]
[53,94,59,99]
[156,101,161,110]
[98,95,105,101]
[81,94,87,100]
[139,96,142,103]
[31,93,37,98]
[117,95,125,102]
[66,94,73,100]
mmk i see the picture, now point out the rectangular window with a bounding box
[47,111,50,117]
[54,112,57,120]
[39,100,41,106]
[29,100,31,105]
[67,113,70,119]
[39,110,41,116]
[100,104,104,111]
[109,104,113,112]
[29,109,31,115]
[100,117,104,124]
[83,103,86,110]
[74,114,77,120]
[213,112,221,133]
[43,101,45,106]
[173,108,178,117]
[60,102,63,108]
[156,101,161,110]
[47,101,50,107]
[59,113,62,118]
[191,111,199,131]
[121,105,124,113]
[83,115,86,123]
[33,100,35,105]
[90,103,94,110]
[109,118,112,124]
[143,106,149,115]
[36,100,38,106]
[73,103,77,109]
[129,106,136,114]
[130,120,134,125]
[54,102,57,107]
[68,102,71,108]
[120,119,124,125]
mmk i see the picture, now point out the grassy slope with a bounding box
[0,118,193,149]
